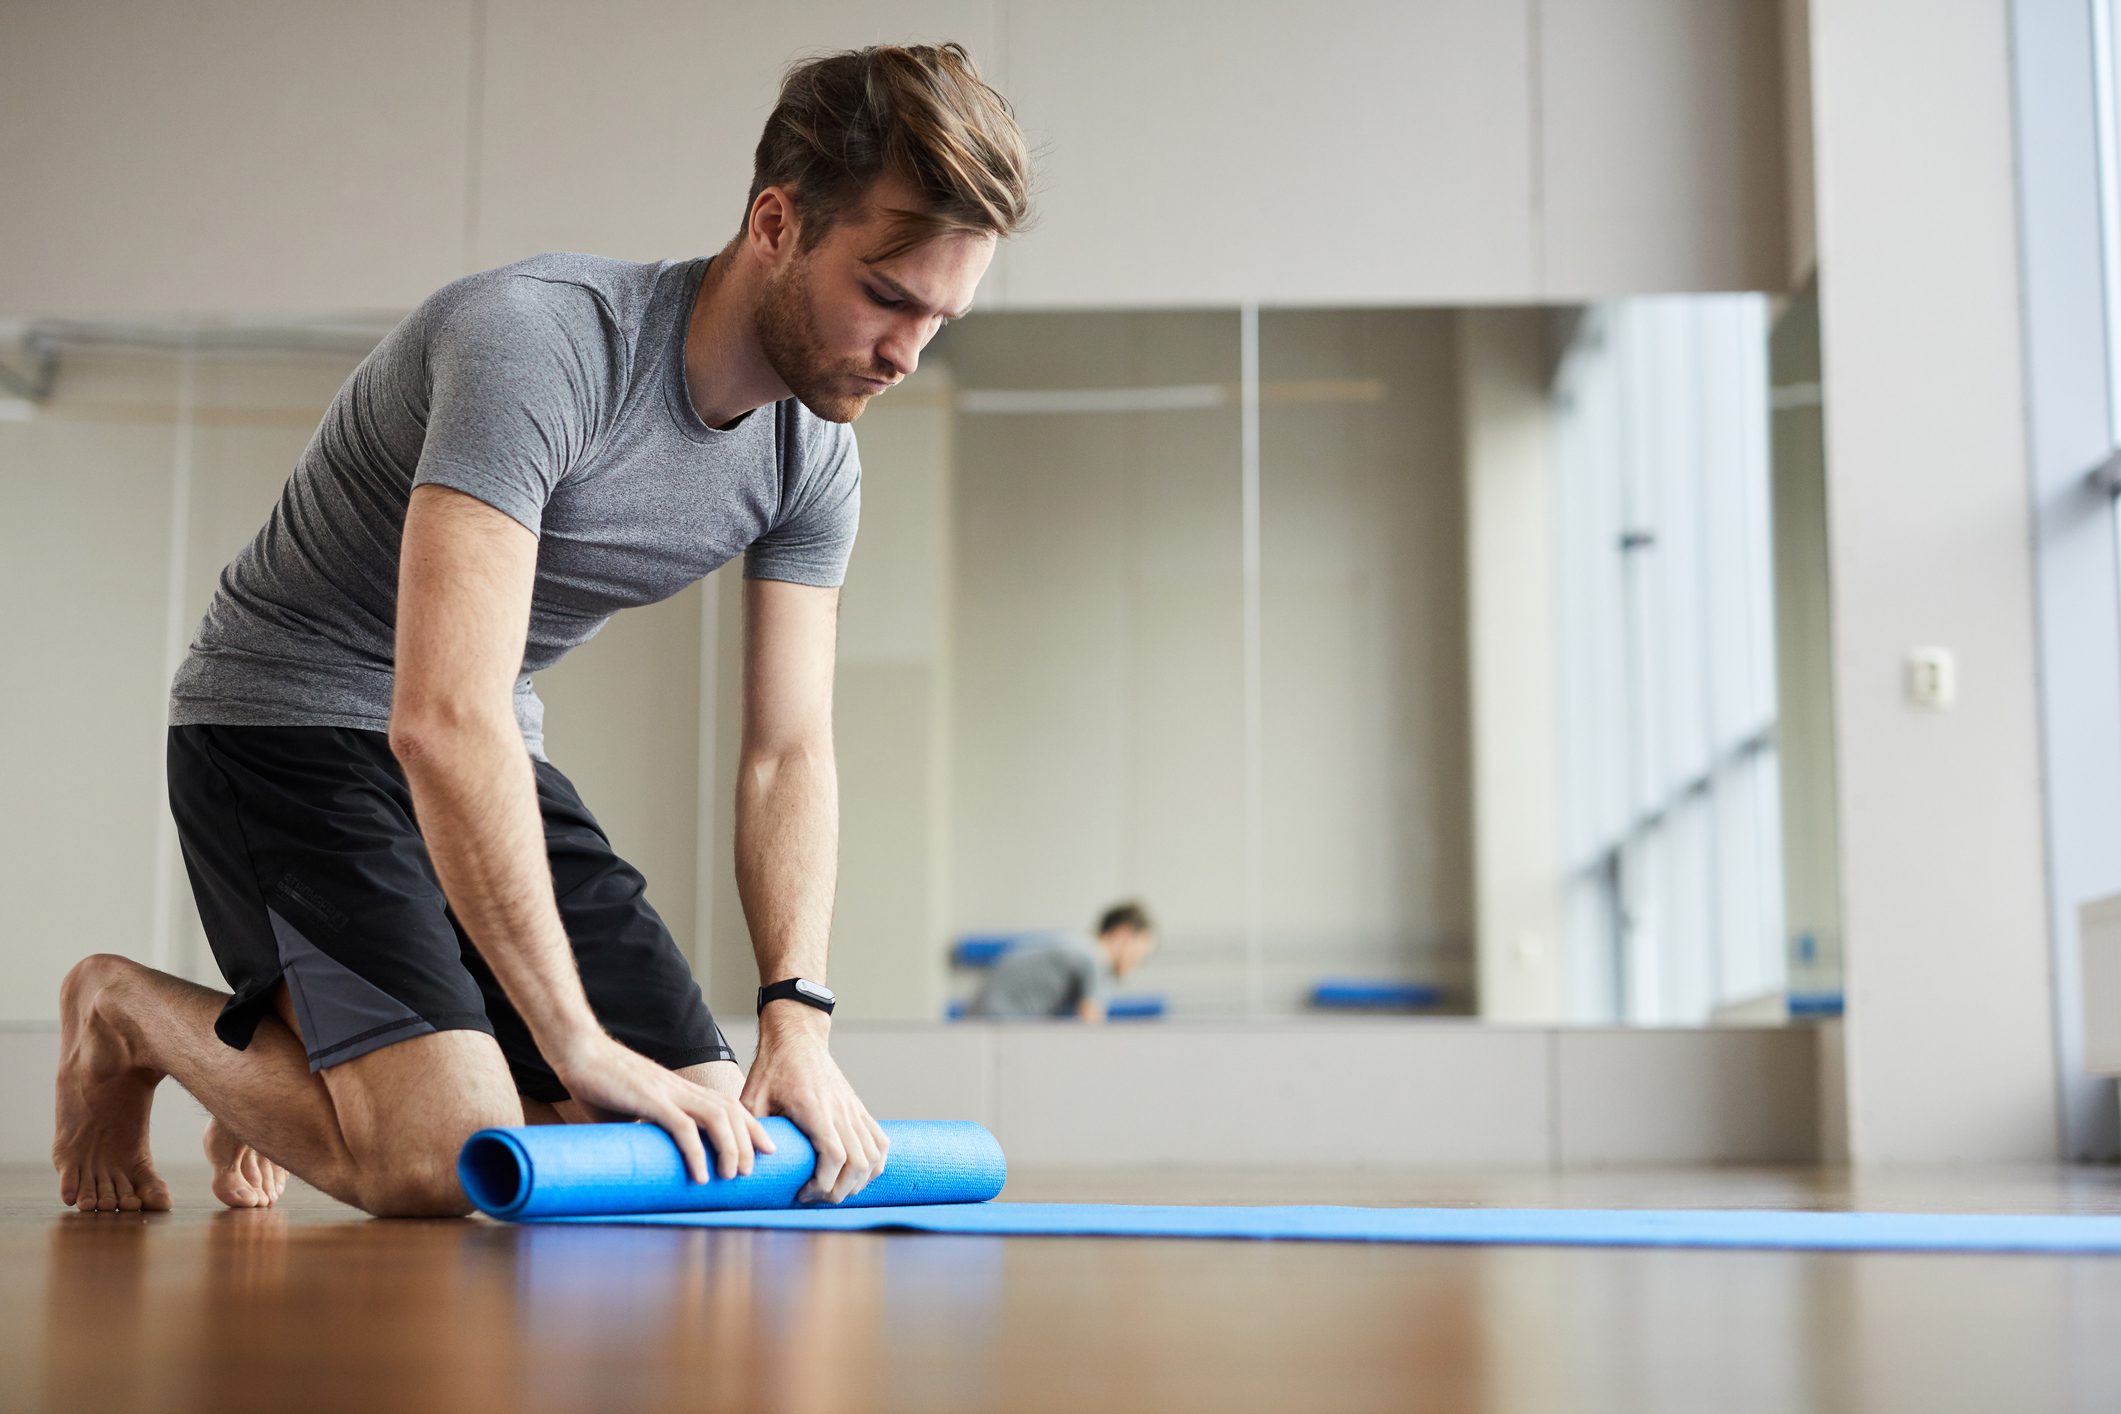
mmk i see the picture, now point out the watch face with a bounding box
[794,978,835,1004]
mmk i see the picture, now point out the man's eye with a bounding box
[868,290,902,309]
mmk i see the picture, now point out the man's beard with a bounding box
[755,254,873,424]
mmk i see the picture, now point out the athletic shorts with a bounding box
[166,723,733,1102]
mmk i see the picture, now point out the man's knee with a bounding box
[678,1058,744,1099]
[319,1028,521,1218]
[358,1158,474,1219]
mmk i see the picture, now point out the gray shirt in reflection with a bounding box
[967,932,1113,1019]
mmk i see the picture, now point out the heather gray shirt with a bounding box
[967,933,1114,1019]
[169,252,861,759]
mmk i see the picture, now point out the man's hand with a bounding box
[740,1009,888,1203]
[552,1032,775,1184]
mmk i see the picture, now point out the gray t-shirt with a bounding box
[169,251,861,759]
[968,933,1114,1019]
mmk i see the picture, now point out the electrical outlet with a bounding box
[1906,647,1955,709]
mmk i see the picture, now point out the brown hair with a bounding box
[1097,902,1153,937]
[745,43,1033,262]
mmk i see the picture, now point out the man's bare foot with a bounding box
[53,955,173,1213]
[203,1116,287,1208]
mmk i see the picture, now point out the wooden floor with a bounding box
[6,1163,2121,1413]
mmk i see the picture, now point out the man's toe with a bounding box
[137,1171,173,1211]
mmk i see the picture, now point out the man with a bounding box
[967,903,1156,1022]
[51,43,1031,1216]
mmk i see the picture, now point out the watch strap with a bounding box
[757,977,835,1016]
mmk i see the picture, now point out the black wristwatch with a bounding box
[757,977,836,1017]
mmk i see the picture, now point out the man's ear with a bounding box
[747,186,801,267]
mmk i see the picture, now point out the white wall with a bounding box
[0,1,475,318]
[472,0,999,278]
[1807,0,2058,1162]
[1533,0,1791,299]
[1,349,197,1020]
[1457,309,1566,1021]
[3,0,1800,317]
[1780,0,1820,286]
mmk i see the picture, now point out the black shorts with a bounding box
[166,723,732,1103]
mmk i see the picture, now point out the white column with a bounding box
[1808,0,2059,1161]
[1458,310,1566,1021]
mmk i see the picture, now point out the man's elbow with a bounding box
[738,739,836,792]
[388,702,516,773]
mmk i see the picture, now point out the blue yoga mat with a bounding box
[461,1122,2121,1254]
[540,1202,2121,1254]
[458,1119,1005,1220]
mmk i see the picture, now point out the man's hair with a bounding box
[1097,902,1153,937]
[745,43,1033,262]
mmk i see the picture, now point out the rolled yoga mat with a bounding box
[458,1118,1005,1220]
[459,1121,2121,1253]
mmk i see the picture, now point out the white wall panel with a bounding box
[997,0,1538,306]
[4,1,1804,315]
[989,1022,1555,1167]
[1554,1027,1819,1165]
[0,1,476,318]
[1538,0,1790,296]
[474,0,1000,270]
[0,356,181,1021]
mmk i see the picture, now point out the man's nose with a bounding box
[877,328,922,381]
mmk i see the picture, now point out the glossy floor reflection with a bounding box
[6,1164,2120,1413]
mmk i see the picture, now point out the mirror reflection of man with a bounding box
[967,903,1157,1022]
[53,44,1031,1216]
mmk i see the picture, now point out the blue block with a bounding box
[944,995,1167,1021]
[1309,980,1442,1010]
[951,936,1021,968]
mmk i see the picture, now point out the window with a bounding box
[1554,297,1785,1024]
[2094,0,2121,553]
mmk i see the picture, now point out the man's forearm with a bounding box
[731,734,887,1202]
[393,716,598,1053]
[733,746,838,999]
